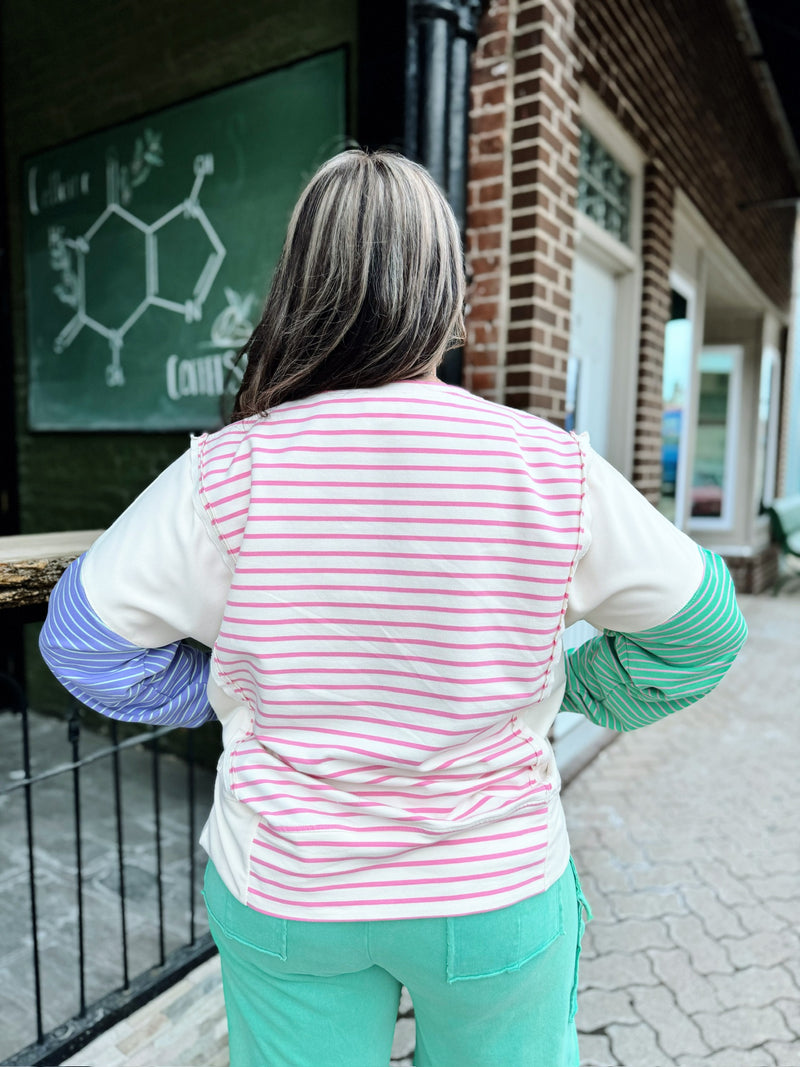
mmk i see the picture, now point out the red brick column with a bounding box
[634,163,675,500]
[464,0,580,420]
[464,0,513,403]
[504,0,579,420]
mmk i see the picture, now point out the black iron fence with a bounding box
[0,673,217,1066]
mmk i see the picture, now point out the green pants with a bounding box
[204,859,590,1067]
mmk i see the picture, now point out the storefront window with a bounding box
[659,285,693,525]
[690,347,742,525]
[755,347,780,512]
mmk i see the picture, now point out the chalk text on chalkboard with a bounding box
[28,167,92,216]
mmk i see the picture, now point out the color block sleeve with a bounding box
[39,446,233,727]
[566,443,705,632]
[561,547,747,730]
[79,446,233,649]
[39,554,214,727]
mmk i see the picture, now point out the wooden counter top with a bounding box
[0,530,104,608]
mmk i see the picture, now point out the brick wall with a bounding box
[464,0,513,403]
[634,163,675,501]
[725,544,779,595]
[576,0,796,505]
[575,0,795,313]
[466,0,581,422]
[464,0,796,496]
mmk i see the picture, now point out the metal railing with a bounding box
[0,673,216,1066]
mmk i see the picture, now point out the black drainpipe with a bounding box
[406,0,485,385]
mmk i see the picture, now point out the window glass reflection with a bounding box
[755,348,779,512]
[659,290,692,523]
[691,351,734,519]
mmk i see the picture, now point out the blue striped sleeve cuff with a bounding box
[561,548,747,731]
[39,554,215,729]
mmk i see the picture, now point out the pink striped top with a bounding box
[195,382,587,919]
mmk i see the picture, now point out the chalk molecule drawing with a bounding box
[48,143,225,387]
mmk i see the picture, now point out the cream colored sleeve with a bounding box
[81,449,233,649]
[565,441,704,632]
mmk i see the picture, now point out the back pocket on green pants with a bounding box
[446,877,564,983]
[203,860,288,961]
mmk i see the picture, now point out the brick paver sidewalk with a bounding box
[566,592,800,1066]
[63,591,799,1066]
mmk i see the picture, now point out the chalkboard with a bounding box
[24,49,347,431]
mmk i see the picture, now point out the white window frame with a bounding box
[573,86,644,476]
[689,344,743,532]
[756,345,781,511]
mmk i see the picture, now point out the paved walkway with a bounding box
[60,591,800,1067]
[565,591,800,1067]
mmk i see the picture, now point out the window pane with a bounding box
[577,127,632,245]
[659,312,692,522]
[691,351,733,519]
[755,349,779,511]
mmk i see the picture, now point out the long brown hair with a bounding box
[231,150,466,419]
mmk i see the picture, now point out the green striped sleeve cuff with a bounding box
[561,548,748,731]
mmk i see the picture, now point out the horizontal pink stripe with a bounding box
[251,839,544,876]
[232,793,538,823]
[236,548,562,566]
[206,485,251,509]
[234,726,534,763]
[244,494,581,517]
[251,835,548,872]
[219,672,548,706]
[231,564,572,581]
[245,441,577,471]
[238,717,479,741]
[252,407,528,433]
[246,871,547,910]
[234,721,503,746]
[238,726,442,755]
[232,793,484,817]
[238,385,567,439]
[208,506,249,523]
[246,477,579,499]
[215,648,541,669]
[217,614,559,634]
[437,734,536,771]
[224,693,539,722]
[216,632,555,650]
[234,752,538,789]
[238,736,425,766]
[230,766,529,801]
[224,596,564,618]
[249,426,524,443]
[248,460,542,476]
[248,857,545,894]
[230,443,565,460]
[231,770,530,798]
[240,405,575,448]
[227,585,565,604]
[237,513,581,534]
[223,595,565,615]
[249,390,569,439]
[232,697,544,728]
[253,820,548,844]
[237,530,575,548]
[215,662,547,687]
